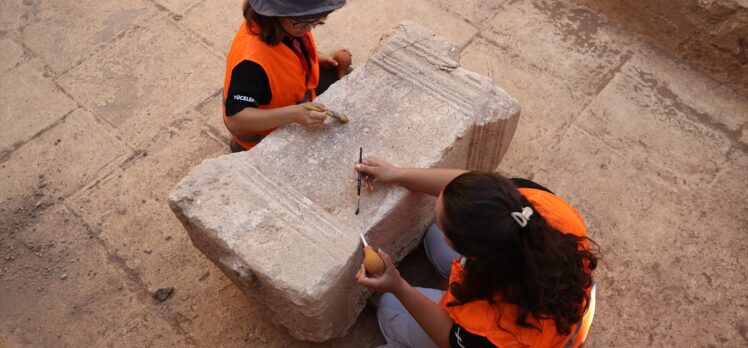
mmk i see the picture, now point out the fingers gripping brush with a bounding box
[355,147,362,215]
[303,103,349,123]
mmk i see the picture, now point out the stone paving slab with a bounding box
[20,0,156,75]
[196,92,232,144]
[456,1,748,346]
[0,63,77,154]
[458,0,639,179]
[172,276,385,348]
[535,124,748,346]
[533,125,685,345]
[430,0,502,27]
[575,58,732,189]
[482,0,633,97]
[63,116,228,343]
[313,0,477,62]
[501,27,748,344]
[669,153,748,346]
[0,206,187,347]
[67,116,225,289]
[459,36,593,178]
[0,38,24,75]
[622,45,748,142]
[0,1,37,32]
[180,0,242,58]
[710,151,748,211]
[152,0,204,15]
[577,0,748,98]
[0,108,131,213]
[58,16,223,148]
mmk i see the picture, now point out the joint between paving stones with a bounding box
[458,33,479,57]
[56,23,150,78]
[62,203,199,345]
[2,37,29,75]
[0,108,78,165]
[62,203,149,292]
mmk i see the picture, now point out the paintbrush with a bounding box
[356,146,362,215]
[303,103,349,123]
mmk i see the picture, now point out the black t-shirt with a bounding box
[449,324,496,348]
[447,178,554,348]
[225,36,312,116]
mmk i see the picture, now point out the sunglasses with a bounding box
[288,16,327,29]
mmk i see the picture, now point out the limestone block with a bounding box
[169,22,520,342]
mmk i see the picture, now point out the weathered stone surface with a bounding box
[58,18,223,148]
[169,22,519,341]
[196,92,232,144]
[482,0,633,98]
[0,1,37,32]
[575,55,733,189]
[0,64,78,154]
[0,38,24,75]
[181,0,242,57]
[459,0,635,178]
[430,0,503,27]
[534,124,748,347]
[313,0,477,63]
[460,36,595,178]
[503,30,748,345]
[0,108,131,213]
[20,0,155,75]
[577,0,748,97]
[152,0,203,15]
[67,116,226,293]
[0,206,188,347]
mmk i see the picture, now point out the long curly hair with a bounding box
[441,172,598,338]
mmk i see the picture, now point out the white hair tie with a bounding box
[510,206,533,228]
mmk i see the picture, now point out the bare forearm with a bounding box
[393,280,453,348]
[393,168,467,196]
[225,106,297,133]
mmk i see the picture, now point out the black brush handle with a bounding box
[357,147,363,195]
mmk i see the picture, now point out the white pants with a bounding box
[377,224,461,348]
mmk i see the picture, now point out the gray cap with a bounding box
[249,0,347,17]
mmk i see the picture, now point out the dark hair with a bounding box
[441,172,598,339]
[242,0,285,45]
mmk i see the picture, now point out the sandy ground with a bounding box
[1,0,747,347]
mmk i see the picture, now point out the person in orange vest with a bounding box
[224,0,350,152]
[354,157,599,348]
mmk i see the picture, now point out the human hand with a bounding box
[354,157,400,191]
[319,54,339,69]
[355,249,406,294]
[293,102,327,128]
[332,49,352,78]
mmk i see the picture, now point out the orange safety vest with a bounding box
[223,20,320,150]
[439,188,596,347]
